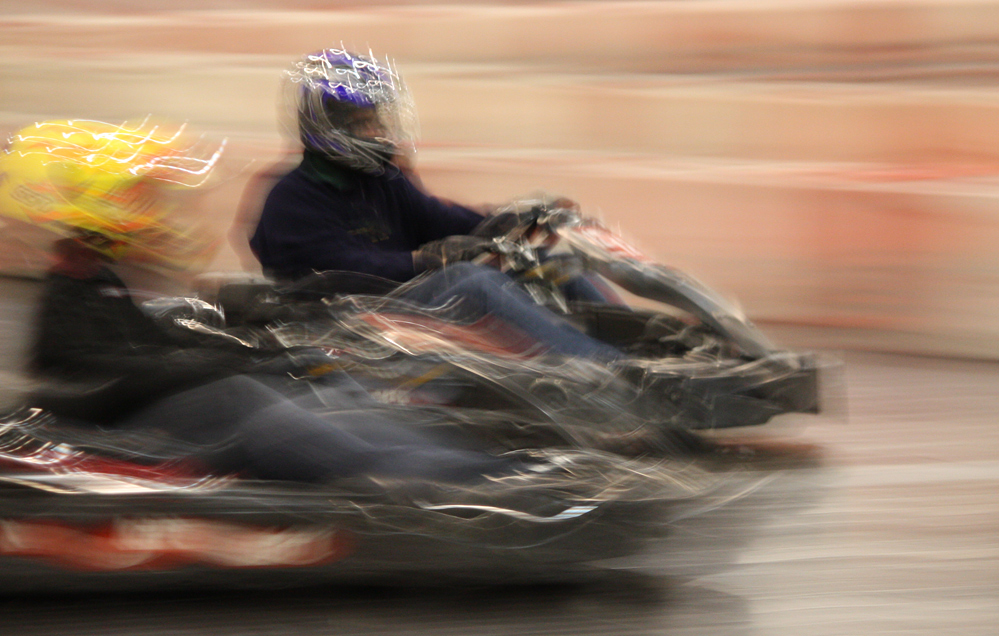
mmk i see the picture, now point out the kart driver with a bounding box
[246,48,622,361]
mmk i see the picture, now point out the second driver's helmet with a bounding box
[0,118,226,268]
[283,48,418,174]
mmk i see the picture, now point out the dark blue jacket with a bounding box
[249,154,484,282]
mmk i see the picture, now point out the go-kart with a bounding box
[0,118,761,589]
[0,393,729,591]
[198,202,831,454]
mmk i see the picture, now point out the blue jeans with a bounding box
[119,374,514,483]
[561,272,624,305]
[399,263,622,360]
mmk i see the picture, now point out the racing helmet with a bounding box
[0,118,226,266]
[283,48,418,174]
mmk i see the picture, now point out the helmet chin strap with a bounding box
[311,140,396,175]
[369,145,397,168]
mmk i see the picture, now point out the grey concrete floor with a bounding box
[0,275,995,635]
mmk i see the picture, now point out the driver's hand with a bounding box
[418,235,497,265]
[412,249,443,273]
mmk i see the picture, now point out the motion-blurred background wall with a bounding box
[3,0,999,358]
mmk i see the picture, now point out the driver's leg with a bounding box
[560,272,626,305]
[119,374,515,484]
[400,263,622,360]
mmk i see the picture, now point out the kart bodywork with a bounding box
[203,207,830,448]
[0,404,725,591]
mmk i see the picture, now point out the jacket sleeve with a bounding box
[393,175,486,245]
